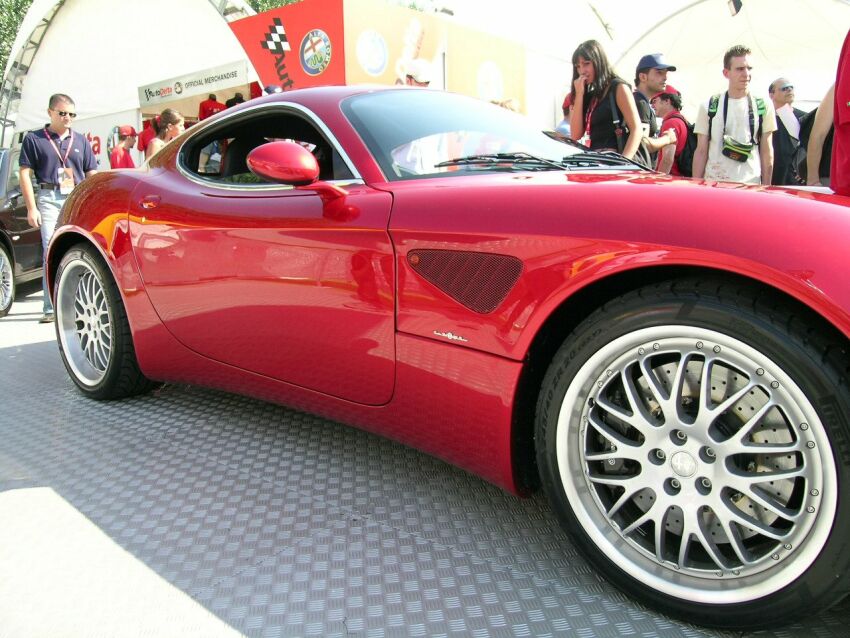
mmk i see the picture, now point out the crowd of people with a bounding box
[561,38,843,188]
[87,37,848,190]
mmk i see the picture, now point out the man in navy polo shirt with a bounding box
[20,93,97,323]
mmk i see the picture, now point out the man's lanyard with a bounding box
[44,126,74,167]
[721,93,756,144]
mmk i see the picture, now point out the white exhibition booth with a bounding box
[1,0,258,167]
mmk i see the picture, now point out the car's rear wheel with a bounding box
[55,244,155,399]
[536,279,850,629]
[0,243,14,317]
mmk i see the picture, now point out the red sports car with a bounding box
[47,87,850,629]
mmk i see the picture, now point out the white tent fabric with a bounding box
[7,0,257,132]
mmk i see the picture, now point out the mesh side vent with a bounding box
[407,250,523,314]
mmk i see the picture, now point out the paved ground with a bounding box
[1,282,848,637]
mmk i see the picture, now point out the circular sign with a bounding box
[300,29,332,77]
[356,30,388,77]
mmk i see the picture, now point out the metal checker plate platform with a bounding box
[2,288,849,638]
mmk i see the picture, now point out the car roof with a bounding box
[249,84,406,107]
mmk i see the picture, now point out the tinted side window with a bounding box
[180,109,354,185]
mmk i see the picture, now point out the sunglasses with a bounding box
[51,109,77,118]
[780,85,794,92]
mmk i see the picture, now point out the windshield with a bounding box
[341,90,587,181]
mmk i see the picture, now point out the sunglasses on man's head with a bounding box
[51,109,77,118]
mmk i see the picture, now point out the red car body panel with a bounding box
[127,166,396,406]
[47,86,850,495]
[385,172,850,358]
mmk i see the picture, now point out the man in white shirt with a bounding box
[693,45,777,185]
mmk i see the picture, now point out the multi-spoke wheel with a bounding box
[0,243,14,317]
[55,244,155,399]
[536,280,850,629]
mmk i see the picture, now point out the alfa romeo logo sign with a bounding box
[300,29,332,76]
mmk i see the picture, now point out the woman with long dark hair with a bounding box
[145,108,185,160]
[568,40,642,160]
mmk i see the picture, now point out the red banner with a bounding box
[229,0,346,90]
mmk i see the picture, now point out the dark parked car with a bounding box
[0,147,42,316]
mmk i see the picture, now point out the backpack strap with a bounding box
[754,96,766,144]
[669,113,690,126]
[608,84,626,154]
[707,94,720,142]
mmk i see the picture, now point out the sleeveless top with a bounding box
[582,78,626,151]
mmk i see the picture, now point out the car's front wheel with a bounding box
[0,242,14,317]
[536,279,850,629]
[55,244,155,399]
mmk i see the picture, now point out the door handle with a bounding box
[139,195,160,209]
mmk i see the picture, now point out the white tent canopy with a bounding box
[3,0,257,139]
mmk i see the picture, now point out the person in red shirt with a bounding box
[198,94,225,121]
[652,86,689,175]
[109,125,137,169]
[832,28,850,195]
[137,119,157,154]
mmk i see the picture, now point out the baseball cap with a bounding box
[652,84,680,101]
[636,53,677,72]
[117,125,137,137]
[405,58,432,84]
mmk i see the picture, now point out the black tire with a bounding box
[0,242,14,317]
[535,278,850,629]
[54,244,156,399]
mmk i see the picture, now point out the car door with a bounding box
[0,149,41,274]
[129,108,396,406]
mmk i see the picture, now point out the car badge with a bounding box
[433,330,468,343]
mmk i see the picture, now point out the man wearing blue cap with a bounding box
[634,53,680,165]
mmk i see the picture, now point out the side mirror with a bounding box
[2,187,20,209]
[246,141,320,186]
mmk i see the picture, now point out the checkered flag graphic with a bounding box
[260,18,291,53]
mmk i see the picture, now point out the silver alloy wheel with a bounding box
[0,246,12,311]
[56,256,113,386]
[556,325,837,604]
